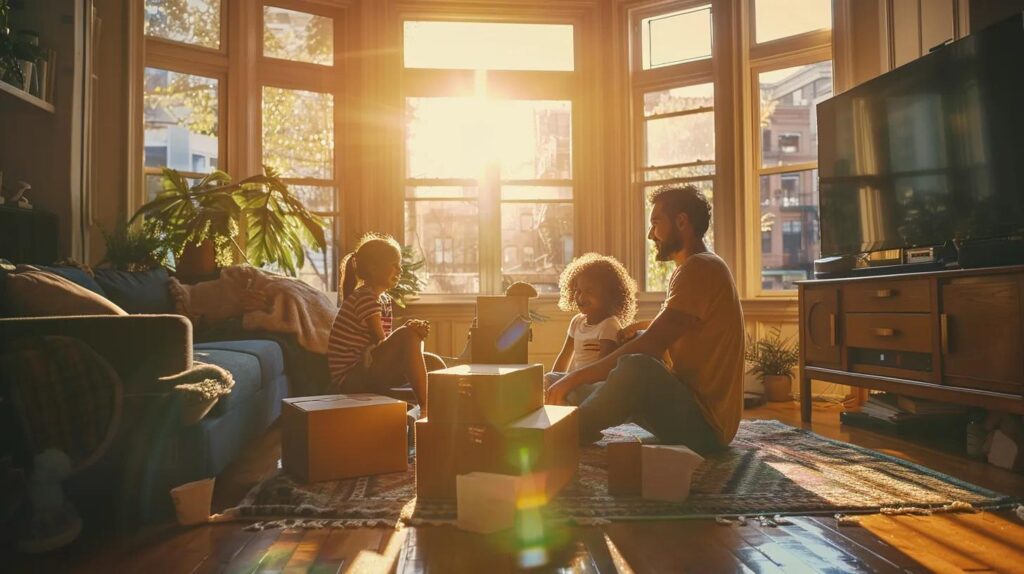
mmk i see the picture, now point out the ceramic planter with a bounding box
[763,374,793,402]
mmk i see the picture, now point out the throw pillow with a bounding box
[93,268,173,314]
[37,265,107,297]
[3,270,127,317]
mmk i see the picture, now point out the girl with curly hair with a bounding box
[545,253,638,404]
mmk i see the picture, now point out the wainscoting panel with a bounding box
[398,296,846,400]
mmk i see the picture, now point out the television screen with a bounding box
[817,13,1024,257]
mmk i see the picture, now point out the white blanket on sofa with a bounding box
[169,265,338,354]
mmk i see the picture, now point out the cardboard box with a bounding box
[427,364,544,426]
[988,429,1024,472]
[607,440,643,496]
[282,394,408,483]
[415,405,580,500]
[472,296,531,364]
[641,445,704,503]
[456,472,524,533]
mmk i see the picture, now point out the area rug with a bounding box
[221,419,1016,528]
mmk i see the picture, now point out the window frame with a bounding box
[749,47,835,296]
[744,0,832,299]
[399,15,581,298]
[630,0,718,293]
[257,0,347,292]
[133,0,350,292]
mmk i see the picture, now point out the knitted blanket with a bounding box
[159,361,235,403]
[169,265,338,354]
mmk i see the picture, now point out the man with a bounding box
[545,185,744,454]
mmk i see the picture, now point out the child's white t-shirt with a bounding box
[568,314,621,371]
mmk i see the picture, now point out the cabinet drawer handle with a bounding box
[872,327,897,337]
[940,313,950,354]
[829,313,836,347]
[874,289,895,298]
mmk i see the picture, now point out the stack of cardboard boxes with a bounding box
[415,364,580,501]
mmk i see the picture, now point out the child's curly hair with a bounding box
[557,253,638,325]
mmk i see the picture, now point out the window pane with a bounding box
[406,97,484,179]
[644,83,714,117]
[144,0,220,49]
[298,226,334,293]
[405,200,479,294]
[406,98,571,180]
[501,186,572,201]
[759,62,832,168]
[501,203,573,294]
[645,112,715,167]
[145,173,201,202]
[499,100,572,180]
[645,180,714,291]
[406,186,477,199]
[263,6,333,65]
[290,185,335,213]
[644,163,715,183]
[144,68,219,173]
[262,87,334,179]
[755,0,832,43]
[760,169,818,291]
[404,21,574,71]
[641,5,712,70]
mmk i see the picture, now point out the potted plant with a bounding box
[744,326,800,402]
[100,222,171,272]
[0,0,21,86]
[389,245,425,308]
[130,167,326,281]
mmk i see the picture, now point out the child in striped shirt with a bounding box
[327,234,443,413]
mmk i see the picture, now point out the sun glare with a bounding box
[406,88,571,180]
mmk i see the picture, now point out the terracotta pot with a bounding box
[176,239,218,283]
[763,374,793,402]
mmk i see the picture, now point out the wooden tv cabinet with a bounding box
[798,266,1024,422]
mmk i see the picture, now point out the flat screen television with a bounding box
[817,12,1024,259]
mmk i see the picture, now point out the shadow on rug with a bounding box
[219,419,1016,528]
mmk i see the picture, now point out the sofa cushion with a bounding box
[2,270,127,317]
[191,348,262,415]
[94,268,173,314]
[38,265,107,297]
[193,340,286,414]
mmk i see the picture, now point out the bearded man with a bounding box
[545,185,745,453]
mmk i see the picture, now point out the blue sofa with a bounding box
[0,266,295,526]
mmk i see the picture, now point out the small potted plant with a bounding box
[100,222,171,272]
[0,0,21,86]
[744,326,800,402]
[130,166,326,282]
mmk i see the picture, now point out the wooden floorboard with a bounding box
[9,401,1023,573]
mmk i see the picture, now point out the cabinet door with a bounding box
[941,276,1024,394]
[802,287,841,367]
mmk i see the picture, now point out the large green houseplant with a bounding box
[130,167,326,277]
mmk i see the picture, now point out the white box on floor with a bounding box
[641,445,704,503]
[456,472,536,534]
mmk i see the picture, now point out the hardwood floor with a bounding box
[9,401,1024,573]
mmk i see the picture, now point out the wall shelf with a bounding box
[0,80,54,113]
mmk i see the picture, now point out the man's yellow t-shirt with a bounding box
[663,252,745,446]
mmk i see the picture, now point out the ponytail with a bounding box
[339,233,402,304]
[339,252,358,304]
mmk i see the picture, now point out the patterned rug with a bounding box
[222,420,1016,528]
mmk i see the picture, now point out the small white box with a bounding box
[641,445,705,503]
[456,472,523,534]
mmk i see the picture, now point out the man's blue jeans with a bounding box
[575,354,723,455]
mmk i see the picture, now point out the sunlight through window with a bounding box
[404,21,574,71]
